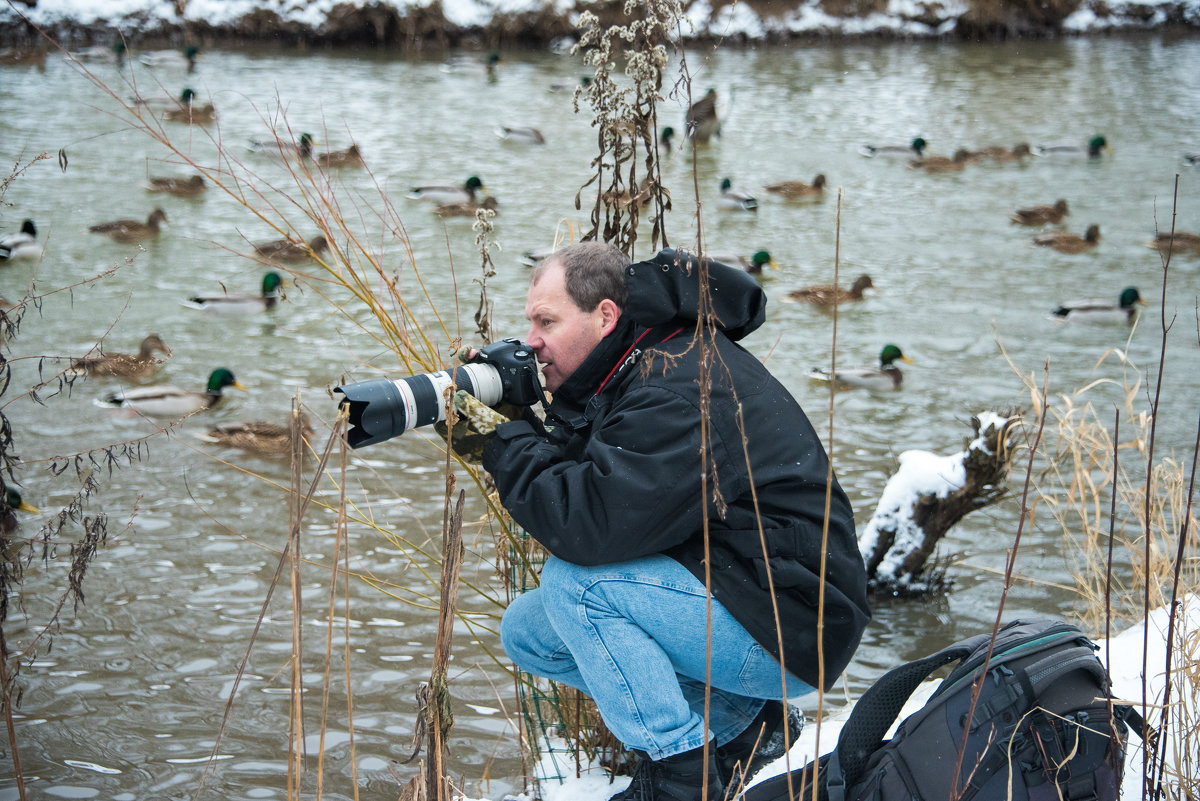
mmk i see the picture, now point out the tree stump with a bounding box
[858,412,1021,596]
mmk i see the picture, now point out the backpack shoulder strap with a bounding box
[825,635,990,801]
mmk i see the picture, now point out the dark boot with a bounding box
[715,701,804,789]
[609,744,725,801]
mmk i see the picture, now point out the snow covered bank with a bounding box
[480,598,1198,801]
[2,0,1198,48]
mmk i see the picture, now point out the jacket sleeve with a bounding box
[482,384,707,565]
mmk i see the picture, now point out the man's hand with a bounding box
[434,390,521,462]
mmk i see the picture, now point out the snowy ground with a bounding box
[485,597,1197,801]
[2,0,1199,41]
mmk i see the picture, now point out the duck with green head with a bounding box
[1033,135,1109,158]
[184,272,284,314]
[2,487,38,534]
[250,132,314,159]
[164,88,215,123]
[708,250,777,276]
[98,368,245,417]
[718,178,758,212]
[859,137,927,159]
[1052,287,1143,324]
[408,176,485,206]
[810,344,913,391]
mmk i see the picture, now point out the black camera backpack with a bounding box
[743,618,1148,801]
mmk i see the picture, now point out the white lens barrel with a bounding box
[392,362,505,434]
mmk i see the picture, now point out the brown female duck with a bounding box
[765,174,826,199]
[1033,224,1101,254]
[72,334,172,379]
[89,208,168,242]
[785,274,875,306]
[1011,199,1069,226]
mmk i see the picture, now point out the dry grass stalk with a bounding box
[1020,351,1199,634]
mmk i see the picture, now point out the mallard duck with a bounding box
[0,219,42,261]
[659,126,676,155]
[253,234,328,264]
[0,48,47,67]
[183,272,284,314]
[809,344,912,391]
[718,178,757,212]
[196,411,314,456]
[98,368,245,417]
[146,174,206,197]
[1033,224,1100,254]
[496,126,546,145]
[1145,232,1200,255]
[408,176,485,206]
[970,143,1032,162]
[708,250,777,276]
[164,88,215,124]
[2,487,38,534]
[859,137,927,159]
[72,334,172,379]
[1052,287,1142,324]
[317,144,364,169]
[139,45,199,71]
[434,195,499,218]
[71,40,126,64]
[548,75,590,93]
[1033,135,1109,158]
[1011,199,1069,226]
[685,88,720,144]
[1184,154,1199,167]
[766,174,826,199]
[250,132,315,159]
[88,208,168,243]
[785,274,875,306]
[913,148,973,173]
[440,53,500,79]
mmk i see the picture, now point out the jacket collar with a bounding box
[547,315,638,417]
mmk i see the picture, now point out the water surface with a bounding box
[1,35,1198,800]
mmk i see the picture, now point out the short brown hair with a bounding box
[532,242,629,311]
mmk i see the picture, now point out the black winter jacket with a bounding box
[482,248,870,691]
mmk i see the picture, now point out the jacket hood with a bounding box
[624,248,767,342]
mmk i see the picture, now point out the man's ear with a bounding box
[597,299,621,337]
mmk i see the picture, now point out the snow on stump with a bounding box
[858,411,1021,597]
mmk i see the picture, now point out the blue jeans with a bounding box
[501,554,814,760]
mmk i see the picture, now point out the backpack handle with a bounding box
[826,635,990,801]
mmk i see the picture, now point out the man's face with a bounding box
[524,261,614,392]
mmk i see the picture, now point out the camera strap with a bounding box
[556,325,684,433]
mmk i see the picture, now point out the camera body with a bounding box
[335,338,545,448]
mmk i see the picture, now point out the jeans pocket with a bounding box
[738,643,784,698]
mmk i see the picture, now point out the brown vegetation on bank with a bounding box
[1,0,1198,51]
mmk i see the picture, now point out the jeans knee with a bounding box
[500,590,542,665]
[537,557,591,606]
